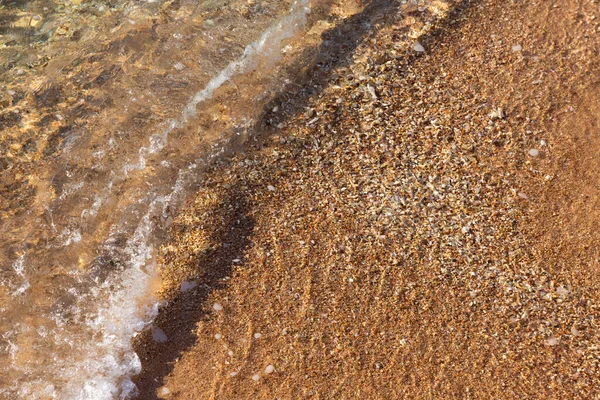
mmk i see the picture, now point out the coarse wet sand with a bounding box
[133,0,600,398]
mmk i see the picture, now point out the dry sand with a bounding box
[133,0,600,398]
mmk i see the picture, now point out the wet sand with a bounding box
[133,0,600,398]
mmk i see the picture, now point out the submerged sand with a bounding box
[133,0,600,398]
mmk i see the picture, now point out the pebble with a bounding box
[556,286,570,297]
[413,42,425,52]
[152,327,168,343]
[489,107,505,120]
[267,185,276,191]
[571,326,580,336]
[228,350,233,356]
[159,386,170,395]
[229,371,238,377]
[215,333,223,340]
[174,62,185,71]
[213,303,223,311]
[545,337,559,346]
[512,44,523,52]
[528,148,539,157]
[264,364,275,374]
[254,332,262,339]
[180,281,197,292]
[252,374,260,381]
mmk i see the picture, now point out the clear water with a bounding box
[0,0,310,396]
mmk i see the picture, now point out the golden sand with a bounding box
[134,0,600,398]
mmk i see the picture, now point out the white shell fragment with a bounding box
[152,327,168,343]
[180,281,197,292]
[414,42,425,52]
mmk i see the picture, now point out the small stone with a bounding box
[30,15,43,28]
[254,332,262,339]
[228,350,233,356]
[512,44,523,52]
[413,42,425,52]
[213,303,223,311]
[174,62,185,71]
[264,364,275,374]
[152,327,168,343]
[215,333,223,340]
[159,386,170,395]
[556,286,570,297]
[461,226,470,234]
[366,85,377,100]
[267,185,275,191]
[252,374,260,381]
[571,326,580,336]
[489,108,505,120]
[545,337,559,346]
[180,281,197,292]
[229,371,238,377]
[528,148,539,157]
[232,258,241,263]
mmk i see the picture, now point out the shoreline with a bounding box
[133,0,600,398]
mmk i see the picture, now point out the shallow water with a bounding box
[0,0,311,396]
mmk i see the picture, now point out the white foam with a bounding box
[51,198,165,399]
[12,254,30,295]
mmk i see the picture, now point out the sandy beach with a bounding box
[131,0,600,398]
